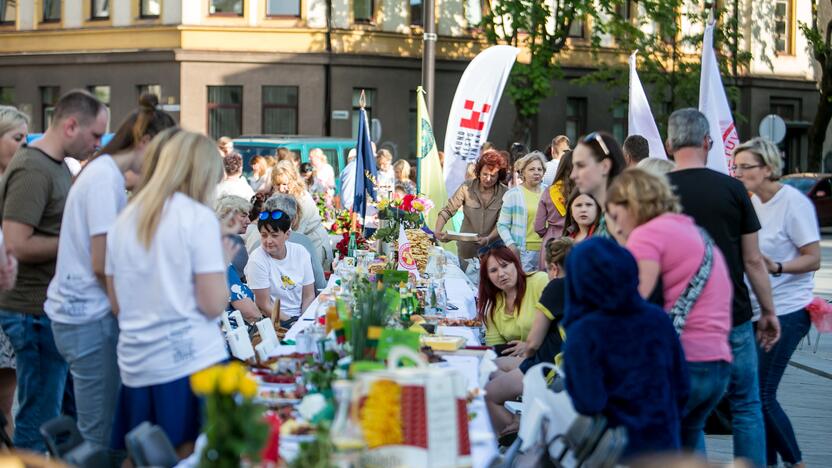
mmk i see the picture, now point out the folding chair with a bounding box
[579,426,628,468]
[40,415,84,458]
[125,422,179,468]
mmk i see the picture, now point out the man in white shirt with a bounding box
[542,135,570,187]
[340,149,357,211]
[309,148,335,193]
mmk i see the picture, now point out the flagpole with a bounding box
[421,0,436,119]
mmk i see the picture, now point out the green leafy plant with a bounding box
[289,422,335,468]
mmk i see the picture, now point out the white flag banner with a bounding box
[443,45,520,196]
[397,224,420,278]
[628,52,667,159]
[699,21,739,174]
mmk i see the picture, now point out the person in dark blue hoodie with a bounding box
[562,237,690,460]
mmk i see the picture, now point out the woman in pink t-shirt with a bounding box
[606,169,733,454]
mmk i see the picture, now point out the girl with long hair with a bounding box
[106,130,231,457]
[46,95,176,448]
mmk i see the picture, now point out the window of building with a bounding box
[770,96,801,121]
[140,0,161,17]
[262,86,298,135]
[208,86,243,140]
[267,0,300,17]
[0,0,16,24]
[464,0,483,27]
[615,1,632,20]
[91,0,109,19]
[0,87,13,105]
[352,88,376,139]
[43,0,60,21]
[354,0,373,23]
[774,0,794,54]
[568,17,585,38]
[410,0,422,26]
[612,104,627,143]
[565,97,587,143]
[138,84,163,100]
[88,85,111,131]
[210,0,243,16]
[40,86,60,131]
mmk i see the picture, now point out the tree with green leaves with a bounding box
[580,1,752,136]
[800,0,832,170]
[480,0,595,144]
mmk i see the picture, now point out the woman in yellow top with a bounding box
[496,152,547,272]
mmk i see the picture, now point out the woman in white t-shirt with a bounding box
[46,95,176,449]
[245,196,315,328]
[106,130,231,457]
[734,137,821,468]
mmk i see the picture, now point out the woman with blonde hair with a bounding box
[606,168,732,454]
[0,106,29,175]
[106,130,231,457]
[270,161,332,270]
[497,151,547,271]
[734,137,820,468]
[393,159,416,195]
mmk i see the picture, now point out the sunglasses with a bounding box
[477,239,507,257]
[258,210,285,221]
[582,132,610,157]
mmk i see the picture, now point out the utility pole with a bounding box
[324,0,333,136]
[421,0,437,118]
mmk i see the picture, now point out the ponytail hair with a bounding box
[97,94,176,157]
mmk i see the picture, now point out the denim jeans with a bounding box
[0,310,69,452]
[680,360,731,452]
[757,309,810,466]
[52,314,121,449]
[727,321,766,467]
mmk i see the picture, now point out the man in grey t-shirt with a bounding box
[0,90,107,451]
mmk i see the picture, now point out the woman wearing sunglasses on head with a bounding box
[569,131,627,239]
[244,200,315,328]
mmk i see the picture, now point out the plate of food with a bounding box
[444,231,478,241]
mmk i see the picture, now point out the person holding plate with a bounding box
[435,150,509,266]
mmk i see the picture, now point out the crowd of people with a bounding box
[0,88,821,468]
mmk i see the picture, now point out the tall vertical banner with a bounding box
[443,45,520,196]
[628,52,667,159]
[416,86,447,232]
[699,21,738,175]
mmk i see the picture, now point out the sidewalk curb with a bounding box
[788,360,832,380]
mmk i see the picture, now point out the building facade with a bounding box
[0,0,820,171]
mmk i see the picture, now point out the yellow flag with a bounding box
[416,86,447,232]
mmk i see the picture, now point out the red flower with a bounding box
[401,194,416,212]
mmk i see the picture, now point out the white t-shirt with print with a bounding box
[245,243,314,318]
[46,155,127,324]
[749,184,820,318]
[106,192,229,387]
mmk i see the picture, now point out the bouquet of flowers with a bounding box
[328,210,356,235]
[190,362,268,468]
[374,194,435,243]
[335,231,369,258]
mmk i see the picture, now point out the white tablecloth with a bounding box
[285,262,477,342]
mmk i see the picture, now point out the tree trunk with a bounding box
[510,113,534,150]
[808,91,832,172]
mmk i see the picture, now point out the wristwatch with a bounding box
[773,262,783,277]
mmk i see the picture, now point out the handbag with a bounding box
[667,227,715,335]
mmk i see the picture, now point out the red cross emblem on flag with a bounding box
[459,100,491,131]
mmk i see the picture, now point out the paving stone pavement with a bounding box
[704,236,832,466]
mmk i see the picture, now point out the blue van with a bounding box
[232,135,356,180]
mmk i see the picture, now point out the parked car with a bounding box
[232,135,354,174]
[782,173,832,227]
[27,133,114,146]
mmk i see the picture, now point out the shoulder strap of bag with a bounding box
[668,227,714,335]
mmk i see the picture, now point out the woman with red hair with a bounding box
[478,243,549,440]
[435,150,509,265]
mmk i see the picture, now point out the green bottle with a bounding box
[398,282,413,323]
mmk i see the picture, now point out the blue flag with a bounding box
[353,107,377,219]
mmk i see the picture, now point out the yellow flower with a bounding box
[218,364,241,395]
[239,376,258,399]
[190,366,220,395]
[360,379,403,448]
[378,199,390,210]
[412,201,425,212]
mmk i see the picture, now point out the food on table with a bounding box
[410,314,426,324]
[394,229,433,272]
[280,419,313,436]
[438,318,482,328]
[421,335,466,351]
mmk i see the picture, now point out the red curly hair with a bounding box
[475,149,509,184]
